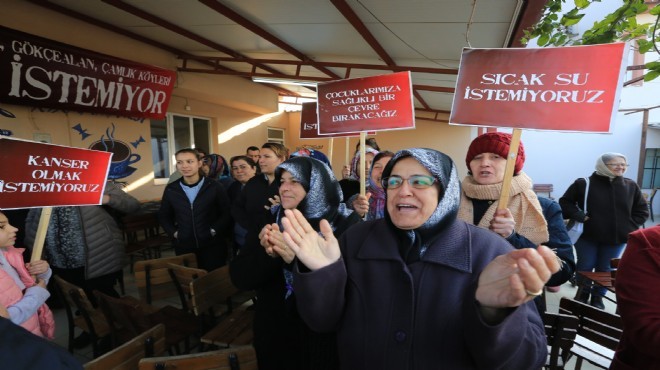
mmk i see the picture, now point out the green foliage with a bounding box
[524,0,660,80]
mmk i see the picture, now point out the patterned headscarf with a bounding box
[275,156,353,230]
[350,147,379,181]
[382,148,461,251]
[204,154,230,180]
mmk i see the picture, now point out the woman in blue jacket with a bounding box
[158,148,231,271]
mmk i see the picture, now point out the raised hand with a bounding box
[352,193,371,217]
[475,245,560,309]
[281,209,340,271]
[490,208,516,238]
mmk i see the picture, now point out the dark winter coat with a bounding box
[231,174,279,239]
[230,157,361,370]
[158,177,230,250]
[293,148,547,370]
[25,182,140,279]
[559,173,648,244]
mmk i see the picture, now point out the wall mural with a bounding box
[0,106,14,137]
[87,123,142,180]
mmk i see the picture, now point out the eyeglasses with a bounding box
[605,163,629,168]
[382,175,436,189]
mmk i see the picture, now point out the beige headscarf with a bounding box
[457,171,549,245]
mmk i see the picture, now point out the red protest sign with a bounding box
[300,102,375,138]
[0,137,112,209]
[317,71,414,135]
[0,26,176,120]
[449,43,628,133]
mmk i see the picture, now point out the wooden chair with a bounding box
[543,312,579,370]
[167,263,208,313]
[134,253,197,306]
[138,345,258,370]
[94,290,199,355]
[121,212,172,270]
[53,275,112,357]
[558,297,623,369]
[189,266,255,348]
[84,324,167,370]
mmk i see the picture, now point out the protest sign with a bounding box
[0,137,112,209]
[316,71,414,135]
[450,43,628,133]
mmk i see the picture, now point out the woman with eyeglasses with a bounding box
[281,148,558,370]
[560,152,648,309]
[457,132,575,314]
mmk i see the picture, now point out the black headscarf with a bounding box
[382,148,461,256]
[275,156,353,230]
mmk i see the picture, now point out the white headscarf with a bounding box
[595,152,627,179]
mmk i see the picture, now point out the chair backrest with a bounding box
[559,297,622,347]
[53,275,110,338]
[610,258,620,284]
[138,345,258,370]
[121,212,164,241]
[84,324,167,370]
[543,312,580,369]
[94,290,152,339]
[190,266,239,317]
[134,253,197,305]
[167,263,208,312]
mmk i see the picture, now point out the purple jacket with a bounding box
[294,218,547,370]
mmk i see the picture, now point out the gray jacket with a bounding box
[24,182,140,279]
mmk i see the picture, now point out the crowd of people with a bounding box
[1,133,655,369]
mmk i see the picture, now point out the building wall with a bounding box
[1,0,290,201]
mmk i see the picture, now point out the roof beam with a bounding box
[330,0,431,109]
[101,0,284,76]
[27,0,298,97]
[198,0,340,79]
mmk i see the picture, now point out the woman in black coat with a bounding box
[158,148,231,271]
[230,156,361,370]
[560,152,648,309]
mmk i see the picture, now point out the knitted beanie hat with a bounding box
[465,132,525,175]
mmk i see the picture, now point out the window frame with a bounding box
[151,113,211,185]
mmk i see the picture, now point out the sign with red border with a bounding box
[316,71,415,135]
[449,43,628,133]
[0,137,112,209]
[0,26,176,120]
[300,102,375,138]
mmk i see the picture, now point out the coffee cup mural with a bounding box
[89,138,140,179]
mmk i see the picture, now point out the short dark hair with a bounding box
[246,146,260,152]
[230,155,257,169]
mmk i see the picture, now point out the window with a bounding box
[267,127,285,145]
[642,148,660,188]
[150,113,211,183]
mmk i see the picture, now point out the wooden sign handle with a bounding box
[30,207,52,263]
[359,132,366,196]
[497,129,522,210]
